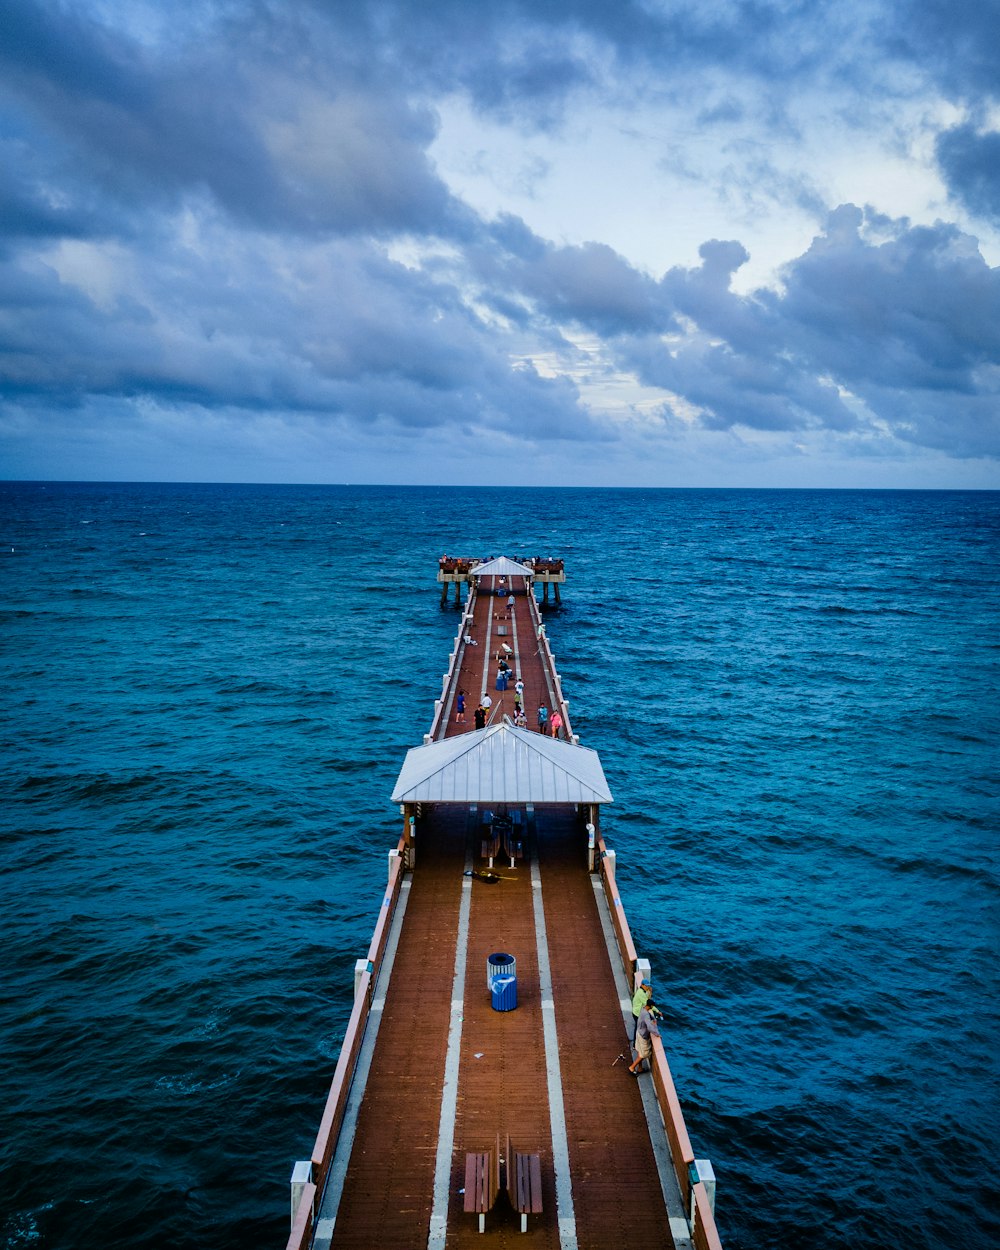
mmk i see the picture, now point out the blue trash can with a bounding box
[490,974,518,1011]
[487,951,515,989]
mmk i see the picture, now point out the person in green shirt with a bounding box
[631,978,652,1043]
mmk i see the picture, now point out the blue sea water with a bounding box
[1,482,998,1250]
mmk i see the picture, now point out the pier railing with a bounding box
[597,836,723,1250]
[427,598,476,743]
[285,839,408,1250]
[431,578,573,743]
[525,591,575,741]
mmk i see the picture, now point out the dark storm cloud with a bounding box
[888,0,1000,104]
[0,0,470,239]
[0,225,603,442]
[1,0,998,474]
[618,206,1000,457]
[354,0,883,112]
[505,240,671,336]
[935,126,1000,226]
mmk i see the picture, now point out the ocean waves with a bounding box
[2,483,998,1250]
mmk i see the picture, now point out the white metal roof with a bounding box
[469,555,534,578]
[390,719,613,805]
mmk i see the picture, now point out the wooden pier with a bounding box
[287,558,722,1250]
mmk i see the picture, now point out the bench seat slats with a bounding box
[464,1135,500,1231]
[518,1152,543,1213]
[463,1152,492,1212]
[505,1132,543,1229]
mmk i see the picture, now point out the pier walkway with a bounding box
[293,567,718,1250]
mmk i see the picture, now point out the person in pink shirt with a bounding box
[549,709,563,739]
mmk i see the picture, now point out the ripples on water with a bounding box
[1,483,997,1250]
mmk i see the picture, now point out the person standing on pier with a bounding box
[474,704,486,730]
[456,690,466,724]
[630,978,652,1042]
[537,704,548,733]
[628,999,661,1076]
[549,709,563,739]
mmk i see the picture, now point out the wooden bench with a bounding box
[464,1133,500,1232]
[505,1134,542,1232]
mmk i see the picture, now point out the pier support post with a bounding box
[554,582,560,603]
[290,1160,313,1228]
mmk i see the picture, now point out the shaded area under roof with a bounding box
[469,555,534,578]
[391,719,613,805]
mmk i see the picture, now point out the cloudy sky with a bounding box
[2,0,999,487]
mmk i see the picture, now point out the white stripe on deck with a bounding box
[427,849,474,1250]
[531,856,578,1250]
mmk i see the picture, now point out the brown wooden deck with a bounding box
[311,574,689,1250]
[442,573,552,737]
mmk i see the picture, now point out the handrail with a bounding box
[525,591,574,740]
[650,1033,695,1200]
[290,835,408,1247]
[428,596,476,741]
[596,837,638,977]
[692,1184,724,1250]
[598,837,723,1247]
[367,852,404,972]
[308,974,370,1194]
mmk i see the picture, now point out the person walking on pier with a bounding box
[549,709,563,739]
[456,690,466,724]
[537,703,548,733]
[628,999,661,1076]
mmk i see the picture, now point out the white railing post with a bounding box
[290,1160,313,1228]
[695,1159,717,1212]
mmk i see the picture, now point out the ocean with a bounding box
[1,482,998,1250]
